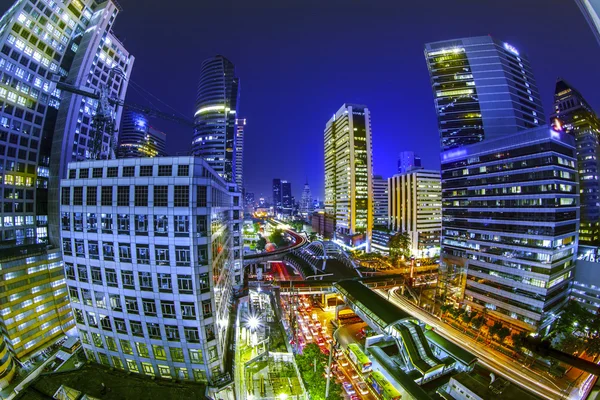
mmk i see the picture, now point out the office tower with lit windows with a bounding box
[272,178,282,212]
[424,36,545,151]
[281,180,292,212]
[324,104,373,248]
[191,55,239,183]
[398,151,422,174]
[440,127,579,332]
[575,0,600,46]
[0,0,132,366]
[372,175,388,227]
[60,157,243,383]
[117,111,167,159]
[551,79,600,247]
[389,170,441,258]
[299,180,312,217]
[234,117,245,189]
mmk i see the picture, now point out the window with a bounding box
[74,309,84,323]
[109,294,121,311]
[177,165,189,176]
[123,166,135,177]
[135,215,149,235]
[142,299,157,316]
[155,246,169,266]
[154,215,168,235]
[205,324,215,341]
[178,275,193,294]
[202,300,212,318]
[101,186,112,206]
[135,186,148,206]
[73,213,83,231]
[87,312,98,328]
[161,301,176,318]
[158,364,171,378]
[153,344,167,360]
[73,186,83,205]
[101,214,113,232]
[106,268,118,287]
[175,246,191,266]
[118,244,131,262]
[82,288,92,306]
[100,314,111,330]
[65,263,75,279]
[153,185,168,206]
[76,264,87,282]
[125,296,139,314]
[121,271,134,289]
[91,266,102,285]
[79,168,89,179]
[106,336,118,352]
[116,318,128,334]
[61,212,70,231]
[197,186,207,207]
[107,167,118,177]
[174,215,189,236]
[121,339,133,354]
[102,242,114,261]
[189,348,204,363]
[185,327,200,343]
[117,214,129,233]
[69,286,79,303]
[199,273,210,293]
[165,325,180,341]
[147,323,161,339]
[136,342,150,358]
[208,346,218,361]
[141,362,154,375]
[158,273,172,292]
[86,213,97,232]
[112,356,124,370]
[193,369,206,382]
[69,169,77,179]
[126,359,138,372]
[140,165,153,176]
[88,241,99,259]
[131,321,144,337]
[158,165,172,176]
[136,245,150,264]
[61,186,70,205]
[174,186,189,206]
[75,238,85,256]
[139,271,153,291]
[86,186,97,205]
[117,186,129,206]
[170,347,184,362]
[181,302,196,320]
[197,215,208,236]
[92,167,103,178]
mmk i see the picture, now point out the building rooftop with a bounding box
[15,363,207,400]
[424,330,478,366]
[451,371,540,400]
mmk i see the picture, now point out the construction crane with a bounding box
[51,69,195,159]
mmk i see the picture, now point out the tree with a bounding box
[269,229,287,247]
[497,327,511,343]
[471,316,485,331]
[256,236,267,251]
[388,232,411,262]
[489,321,504,339]
[512,331,528,351]
[559,335,584,354]
[309,232,318,242]
[295,344,342,399]
[461,311,476,325]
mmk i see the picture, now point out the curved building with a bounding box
[192,56,240,183]
[0,337,15,389]
[117,111,167,158]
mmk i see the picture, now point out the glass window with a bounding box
[205,324,215,341]
[99,314,111,330]
[86,213,97,232]
[115,318,127,333]
[112,356,124,369]
[73,186,83,205]
[101,213,113,232]
[175,246,191,266]
[61,212,70,230]
[136,342,150,358]
[130,321,144,337]
[181,302,196,319]
[117,186,129,206]
[155,246,169,266]
[193,368,206,382]
[154,215,168,235]
[139,271,153,291]
[92,167,103,178]
[153,345,167,360]
[165,325,180,341]
[135,186,148,206]
[102,242,114,261]
[153,185,168,207]
[73,213,83,232]
[101,186,112,206]
[158,364,171,378]
[123,166,135,177]
[118,243,131,262]
[141,362,154,375]
[197,186,207,207]
[126,359,139,372]
[202,300,212,318]
[107,167,118,177]
[121,339,133,355]
[125,297,138,314]
[161,300,176,318]
[174,215,189,236]
[140,165,153,176]
[136,245,150,264]
[77,264,87,282]
[91,266,102,284]
[109,294,121,310]
[184,327,200,343]
[170,347,184,362]
[106,336,117,351]
[79,168,89,179]
[135,214,148,235]
[61,186,70,205]
[142,299,157,316]
[106,269,118,287]
[147,322,161,339]
[121,271,135,289]
[174,186,189,207]
[86,186,97,205]
[158,273,172,292]
[178,275,193,294]
[177,165,189,177]
[158,165,172,176]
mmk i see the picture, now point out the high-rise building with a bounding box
[551,79,600,246]
[0,336,15,389]
[272,178,282,211]
[235,118,246,189]
[424,36,545,151]
[389,170,441,258]
[324,104,373,248]
[191,55,239,183]
[441,127,579,332]
[300,180,312,217]
[575,0,600,46]
[397,151,422,174]
[60,157,242,383]
[372,175,388,227]
[0,0,132,364]
[281,180,292,211]
[117,111,167,159]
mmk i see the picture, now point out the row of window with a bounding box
[68,164,190,180]
[61,185,203,207]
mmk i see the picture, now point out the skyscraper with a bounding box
[235,118,246,189]
[324,104,373,248]
[191,55,239,183]
[300,180,313,217]
[117,111,167,159]
[372,175,388,227]
[281,180,292,211]
[575,0,600,46]
[60,157,242,383]
[397,151,422,174]
[424,36,545,151]
[0,0,132,364]
[551,79,600,246]
[272,178,282,211]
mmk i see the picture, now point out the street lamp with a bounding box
[247,316,260,331]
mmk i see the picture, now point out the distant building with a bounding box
[282,181,292,211]
[311,211,335,239]
[300,181,313,217]
[272,179,282,211]
[445,371,539,400]
[371,228,392,255]
[235,118,246,189]
[575,0,600,47]
[245,192,255,206]
[325,104,373,249]
[117,111,167,158]
[372,175,389,227]
[389,170,441,258]
[398,151,422,174]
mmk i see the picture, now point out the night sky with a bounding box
[5,0,600,201]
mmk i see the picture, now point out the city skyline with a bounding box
[101,0,600,200]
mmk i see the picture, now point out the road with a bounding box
[381,287,576,400]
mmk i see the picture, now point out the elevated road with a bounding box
[244,228,307,264]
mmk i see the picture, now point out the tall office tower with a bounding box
[441,127,579,332]
[388,170,441,258]
[234,118,245,189]
[191,55,239,183]
[372,175,388,227]
[0,0,131,365]
[424,36,545,151]
[324,104,373,248]
[575,0,600,46]
[299,180,312,217]
[60,157,243,383]
[117,111,167,159]
[272,178,282,212]
[397,151,422,174]
[551,79,600,246]
[281,180,292,210]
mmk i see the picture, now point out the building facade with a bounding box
[398,151,422,174]
[372,175,388,227]
[272,178,281,212]
[424,36,545,151]
[59,157,242,383]
[281,180,292,212]
[117,110,167,159]
[575,0,600,47]
[388,170,441,258]
[324,104,373,248]
[441,127,579,331]
[0,0,132,364]
[191,55,239,183]
[234,117,245,189]
[299,180,312,217]
[0,335,15,389]
[311,211,335,239]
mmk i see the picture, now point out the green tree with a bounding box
[489,321,504,339]
[253,222,260,233]
[269,229,287,247]
[471,316,485,331]
[309,232,318,242]
[497,327,511,343]
[559,335,584,354]
[256,236,267,251]
[511,331,528,351]
[388,232,411,262]
[461,311,476,325]
[295,344,342,399]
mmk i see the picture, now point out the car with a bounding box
[311,328,320,336]
[350,370,360,380]
[304,332,312,341]
[339,357,349,367]
[342,382,356,395]
[350,395,360,400]
[335,370,345,381]
[312,313,318,321]
[321,347,330,356]
[357,381,369,395]
[316,336,325,346]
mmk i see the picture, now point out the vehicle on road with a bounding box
[342,382,356,396]
[357,381,369,395]
[347,343,372,373]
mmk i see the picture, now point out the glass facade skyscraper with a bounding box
[424,36,545,151]
[117,110,167,159]
[575,0,600,47]
[372,174,388,227]
[191,55,239,184]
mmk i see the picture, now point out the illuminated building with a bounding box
[551,79,600,247]
[311,211,335,239]
[373,175,388,227]
[398,151,422,174]
[234,118,245,189]
[117,111,167,158]
[60,157,242,383]
[324,104,373,248]
[575,0,600,46]
[0,0,132,367]
[388,170,441,258]
[424,36,545,151]
[441,127,579,332]
[0,336,15,389]
[299,180,312,218]
[281,180,292,214]
[272,178,282,212]
[191,55,239,183]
